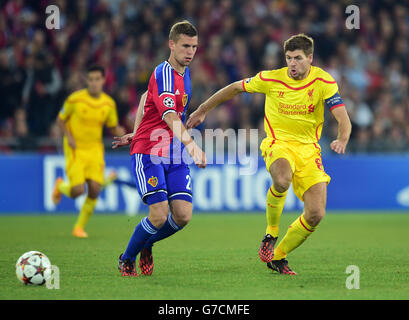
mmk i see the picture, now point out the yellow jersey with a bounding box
[58,89,118,150]
[242,66,339,143]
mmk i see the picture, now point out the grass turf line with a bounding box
[1,212,409,300]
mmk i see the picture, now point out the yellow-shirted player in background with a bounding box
[52,65,125,238]
[187,34,352,274]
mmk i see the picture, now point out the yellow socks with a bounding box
[74,197,97,229]
[58,180,72,197]
[273,213,316,260]
[265,186,287,238]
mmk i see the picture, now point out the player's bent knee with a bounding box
[148,213,168,228]
[70,185,85,198]
[87,185,101,199]
[170,199,192,227]
[148,201,169,228]
[305,208,325,227]
[273,178,291,193]
[270,159,293,193]
[172,212,191,227]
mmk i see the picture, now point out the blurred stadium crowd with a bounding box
[0,0,408,154]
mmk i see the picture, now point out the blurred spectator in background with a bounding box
[0,49,25,122]
[22,51,62,136]
[0,0,408,154]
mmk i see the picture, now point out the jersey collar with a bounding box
[166,60,185,77]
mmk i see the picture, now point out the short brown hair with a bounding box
[284,34,314,57]
[169,20,198,42]
[87,64,105,76]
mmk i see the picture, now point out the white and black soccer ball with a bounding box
[16,251,52,285]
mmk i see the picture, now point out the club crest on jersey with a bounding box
[147,176,158,187]
[182,93,188,107]
[308,89,314,101]
[163,97,175,108]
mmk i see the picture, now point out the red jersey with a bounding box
[130,61,192,159]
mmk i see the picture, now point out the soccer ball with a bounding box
[15,251,52,285]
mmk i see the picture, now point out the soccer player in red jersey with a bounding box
[112,21,206,276]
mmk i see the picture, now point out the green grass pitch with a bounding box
[1,212,409,300]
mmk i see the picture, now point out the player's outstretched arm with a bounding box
[112,91,147,149]
[330,106,352,154]
[163,112,206,168]
[186,81,244,129]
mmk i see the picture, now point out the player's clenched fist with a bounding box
[330,139,347,154]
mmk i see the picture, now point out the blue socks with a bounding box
[144,213,182,249]
[122,214,183,261]
[122,217,158,261]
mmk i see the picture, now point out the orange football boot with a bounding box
[72,227,88,238]
[52,177,64,205]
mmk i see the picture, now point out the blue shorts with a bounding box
[131,153,192,205]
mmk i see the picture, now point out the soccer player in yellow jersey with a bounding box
[52,65,125,238]
[187,34,352,274]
